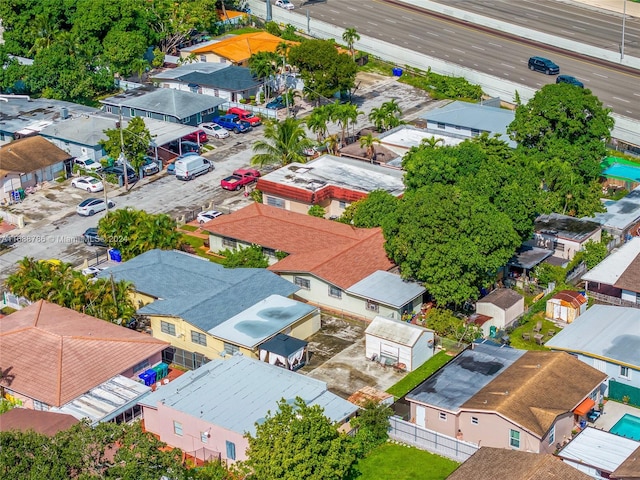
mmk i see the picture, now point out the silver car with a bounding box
[198,122,230,139]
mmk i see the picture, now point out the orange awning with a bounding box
[574,398,595,416]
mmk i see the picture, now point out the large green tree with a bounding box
[384,185,521,305]
[98,208,181,261]
[100,116,153,175]
[244,397,357,480]
[339,190,399,228]
[221,245,269,268]
[288,39,357,101]
[251,117,313,167]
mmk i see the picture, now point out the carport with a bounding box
[141,118,201,164]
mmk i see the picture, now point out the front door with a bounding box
[416,405,426,428]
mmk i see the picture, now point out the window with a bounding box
[509,429,520,448]
[263,247,276,258]
[132,359,150,373]
[339,201,347,209]
[161,321,176,336]
[471,129,480,137]
[471,417,478,425]
[294,276,310,290]
[129,108,135,117]
[225,441,236,460]
[223,342,239,355]
[222,237,237,248]
[328,285,342,299]
[620,366,630,378]
[191,331,207,346]
[436,122,445,129]
[201,431,209,443]
[439,412,447,421]
[173,421,183,436]
[366,300,379,312]
[266,196,285,209]
[200,55,206,62]
[33,400,49,411]
[548,425,555,445]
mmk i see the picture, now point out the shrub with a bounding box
[308,205,326,218]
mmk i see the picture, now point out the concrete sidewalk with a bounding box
[567,0,640,18]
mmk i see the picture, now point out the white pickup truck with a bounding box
[75,157,103,172]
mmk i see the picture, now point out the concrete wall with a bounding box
[367,331,435,371]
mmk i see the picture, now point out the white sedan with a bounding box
[71,176,104,192]
[198,122,230,139]
[76,198,115,216]
[197,210,224,224]
[275,0,294,9]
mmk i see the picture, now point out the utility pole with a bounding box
[119,106,129,191]
[621,0,627,60]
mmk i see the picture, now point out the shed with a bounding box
[258,333,308,371]
[364,315,435,371]
[476,289,524,329]
[546,290,587,323]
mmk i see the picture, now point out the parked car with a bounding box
[213,114,251,134]
[556,74,584,88]
[197,210,223,224]
[102,165,139,184]
[142,156,160,176]
[227,107,261,126]
[71,176,104,192]
[82,227,108,247]
[74,157,103,172]
[266,96,286,110]
[82,266,108,277]
[174,154,213,181]
[528,56,560,75]
[168,140,201,154]
[182,129,208,143]
[198,122,230,139]
[275,0,294,9]
[167,163,175,175]
[76,198,115,216]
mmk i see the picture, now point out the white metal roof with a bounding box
[558,427,640,473]
[582,237,640,284]
[365,315,431,347]
[347,270,425,308]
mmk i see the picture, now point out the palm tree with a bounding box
[306,106,330,142]
[368,107,387,132]
[344,103,364,142]
[359,133,381,163]
[251,118,314,167]
[420,136,445,149]
[249,52,278,100]
[28,13,59,56]
[325,134,340,155]
[342,27,360,59]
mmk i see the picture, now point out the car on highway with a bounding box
[76,198,115,216]
[82,227,108,247]
[74,157,103,173]
[198,122,230,139]
[266,96,287,110]
[197,210,224,224]
[275,0,294,9]
[556,75,584,88]
[528,56,559,75]
[71,176,104,192]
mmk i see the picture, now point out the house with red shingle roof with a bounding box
[0,301,169,424]
[201,203,426,320]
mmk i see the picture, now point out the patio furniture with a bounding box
[533,321,542,333]
[547,329,555,337]
[587,409,601,422]
[522,332,530,341]
[534,333,544,345]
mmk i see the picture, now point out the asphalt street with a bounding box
[287,0,640,118]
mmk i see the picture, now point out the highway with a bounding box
[284,0,640,120]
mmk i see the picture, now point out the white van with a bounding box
[174,154,213,181]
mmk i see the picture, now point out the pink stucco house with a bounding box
[405,343,607,453]
[139,354,358,463]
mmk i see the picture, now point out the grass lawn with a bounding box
[179,234,225,264]
[387,351,453,399]
[179,224,199,232]
[355,443,459,480]
[508,311,559,350]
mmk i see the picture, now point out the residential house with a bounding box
[545,305,640,401]
[405,343,607,453]
[100,87,226,126]
[582,237,640,308]
[139,355,359,464]
[364,315,435,371]
[0,136,73,203]
[612,445,640,479]
[420,100,516,148]
[202,203,425,319]
[0,301,168,424]
[0,409,79,436]
[257,155,405,217]
[151,63,261,103]
[179,32,297,67]
[101,249,319,370]
[545,290,587,323]
[529,213,602,263]
[475,288,524,333]
[557,427,640,480]
[590,186,640,242]
[0,94,98,145]
[446,446,593,480]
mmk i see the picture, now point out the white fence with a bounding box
[1,292,31,310]
[388,416,479,462]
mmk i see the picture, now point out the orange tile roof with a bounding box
[202,203,394,288]
[190,32,298,63]
[0,301,168,407]
[217,10,247,22]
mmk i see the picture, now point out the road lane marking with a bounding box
[613,97,630,103]
[594,73,609,78]
[452,48,465,54]
[368,21,378,26]
[444,29,455,34]
[386,19,397,24]
[489,42,503,48]
[409,34,423,41]
[426,31,440,37]
[501,63,516,69]
[472,45,485,51]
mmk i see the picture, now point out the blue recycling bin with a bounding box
[392,67,403,77]
[138,369,157,386]
[109,249,121,262]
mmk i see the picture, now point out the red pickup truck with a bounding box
[227,107,261,126]
[220,168,261,191]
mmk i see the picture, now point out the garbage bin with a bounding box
[489,326,497,338]
[109,249,121,262]
[392,67,403,77]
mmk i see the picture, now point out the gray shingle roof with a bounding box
[346,270,425,308]
[179,66,261,91]
[100,250,299,331]
[138,355,358,435]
